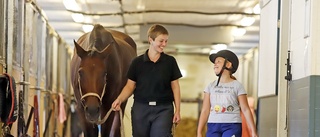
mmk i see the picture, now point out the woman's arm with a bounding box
[112,79,136,111]
[171,79,181,124]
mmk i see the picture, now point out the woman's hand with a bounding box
[111,98,121,111]
[172,111,181,124]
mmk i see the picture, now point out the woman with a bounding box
[112,24,182,137]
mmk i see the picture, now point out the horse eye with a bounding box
[105,73,108,81]
[78,72,81,76]
[81,98,86,107]
[78,70,83,77]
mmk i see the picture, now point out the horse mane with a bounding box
[87,39,107,57]
[88,24,115,54]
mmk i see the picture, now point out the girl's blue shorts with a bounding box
[206,123,242,137]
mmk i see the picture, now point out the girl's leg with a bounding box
[221,123,242,137]
[206,123,222,137]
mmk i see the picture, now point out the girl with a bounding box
[197,50,257,137]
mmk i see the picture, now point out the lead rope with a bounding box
[95,108,124,137]
[171,123,177,137]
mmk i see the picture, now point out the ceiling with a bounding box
[36,0,260,56]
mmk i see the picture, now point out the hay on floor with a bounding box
[173,117,206,137]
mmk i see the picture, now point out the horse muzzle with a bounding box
[84,104,101,122]
[81,96,102,122]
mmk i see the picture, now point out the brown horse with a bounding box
[70,24,136,137]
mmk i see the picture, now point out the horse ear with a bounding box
[74,40,87,58]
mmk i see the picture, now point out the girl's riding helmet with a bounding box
[209,50,239,74]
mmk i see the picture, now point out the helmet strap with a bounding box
[216,58,228,86]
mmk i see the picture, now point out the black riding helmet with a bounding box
[209,50,239,74]
[209,50,239,86]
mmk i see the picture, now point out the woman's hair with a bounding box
[147,24,169,40]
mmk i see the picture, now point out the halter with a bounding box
[77,43,111,103]
[77,76,124,137]
[77,74,107,105]
[77,76,124,136]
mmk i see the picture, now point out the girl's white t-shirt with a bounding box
[204,80,247,123]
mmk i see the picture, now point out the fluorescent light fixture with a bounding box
[253,3,261,14]
[137,0,145,10]
[232,27,246,37]
[240,17,255,26]
[209,49,219,55]
[71,13,84,23]
[212,44,227,50]
[208,44,227,55]
[63,0,81,11]
[202,48,212,54]
[82,25,94,33]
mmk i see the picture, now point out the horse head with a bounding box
[71,24,136,136]
[73,30,114,122]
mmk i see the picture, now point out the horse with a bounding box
[70,24,137,137]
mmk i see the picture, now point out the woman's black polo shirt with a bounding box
[127,50,182,104]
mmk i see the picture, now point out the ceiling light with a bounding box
[202,48,212,54]
[137,0,145,10]
[82,25,94,33]
[244,8,253,14]
[212,44,227,50]
[209,49,219,55]
[93,15,100,20]
[240,17,255,26]
[232,27,246,37]
[71,13,84,23]
[63,0,81,11]
[253,3,261,14]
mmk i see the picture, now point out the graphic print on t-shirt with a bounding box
[210,84,240,114]
[205,80,246,123]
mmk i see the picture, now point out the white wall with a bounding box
[310,0,320,75]
[290,0,320,79]
[290,0,310,79]
[258,0,279,97]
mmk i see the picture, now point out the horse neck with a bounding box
[106,49,123,82]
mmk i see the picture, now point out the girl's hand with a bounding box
[251,131,258,137]
[196,132,202,137]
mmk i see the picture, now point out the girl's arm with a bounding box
[239,94,258,137]
[197,92,211,137]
